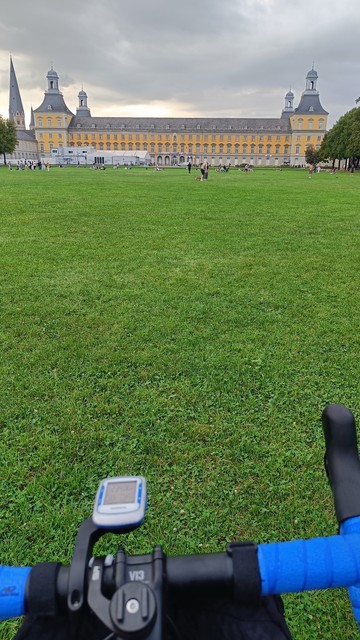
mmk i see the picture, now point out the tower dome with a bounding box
[33,67,74,115]
[282,89,294,116]
[76,88,91,117]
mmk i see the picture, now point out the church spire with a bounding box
[9,56,26,130]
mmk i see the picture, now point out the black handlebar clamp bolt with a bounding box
[110,582,157,639]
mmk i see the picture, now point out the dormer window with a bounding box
[197,124,201,130]
[47,105,52,110]
[309,106,314,112]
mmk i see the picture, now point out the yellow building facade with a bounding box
[31,67,328,166]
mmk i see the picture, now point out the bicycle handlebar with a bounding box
[323,404,360,523]
[1,404,360,637]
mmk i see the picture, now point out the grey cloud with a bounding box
[0,0,360,126]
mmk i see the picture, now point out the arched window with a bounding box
[57,118,61,127]
[211,144,216,154]
[242,144,248,154]
[319,119,325,130]
[227,144,232,153]
[47,118,52,127]
[37,118,43,127]
[106,143,111,150]
[298,118,303,129]
[308,119,314,130]
[99,142,104,150]
[121,142,126,150]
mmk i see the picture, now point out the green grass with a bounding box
[1,165,360,638]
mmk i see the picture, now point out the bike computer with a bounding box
[92,476,147,529]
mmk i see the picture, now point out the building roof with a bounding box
[34,93,74,115]
[69,115,292,132]
[294,94,328,115]
[16,129,36,142]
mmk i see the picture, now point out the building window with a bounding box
[47,118,52,126]
[296,146,300,154]
[121,142,125,150]
[106,143,111,150]
[57,118,61,127]
[308,119,314,130]
[129,143,133,150]
[319,119,325,130]
[298,119,303,129]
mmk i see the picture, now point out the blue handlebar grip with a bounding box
[341,517,360,629]
[0,567,31,620]
[258,534,360,596]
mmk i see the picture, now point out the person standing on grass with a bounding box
[350,163,355,176]
[187,160,192,174]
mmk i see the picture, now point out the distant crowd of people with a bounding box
[8,160,51,171]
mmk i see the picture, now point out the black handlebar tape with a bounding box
[166,553,234,593]
[322,404,360,523]
[26,562,62,616]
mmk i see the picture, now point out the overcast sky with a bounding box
[0,0,359,129]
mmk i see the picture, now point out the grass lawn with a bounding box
[0,165,360,638]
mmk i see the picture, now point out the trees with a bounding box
[305,144,320,165]
[319,107,360,168]
[0,116,17,165]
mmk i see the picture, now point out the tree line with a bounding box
[305,106,360,169]
[0,116,17,165]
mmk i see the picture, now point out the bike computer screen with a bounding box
[92,476,147,529]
